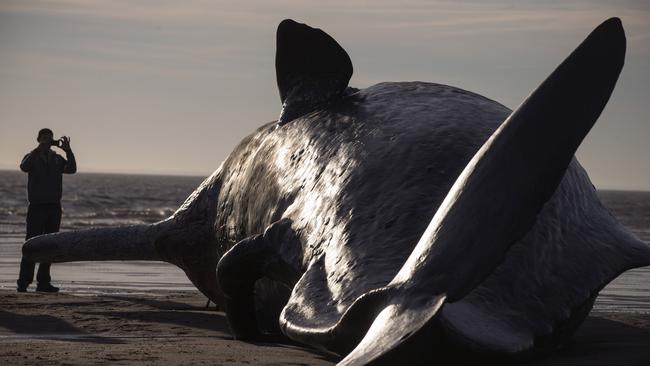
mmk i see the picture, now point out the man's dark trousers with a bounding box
[17,203,61,287]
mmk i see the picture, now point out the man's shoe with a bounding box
[36,283,59,293]
[16,286,27,293]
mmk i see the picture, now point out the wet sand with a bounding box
[0,290,337,366]
[1,290,649,366]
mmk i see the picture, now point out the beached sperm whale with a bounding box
[24,17,650,364]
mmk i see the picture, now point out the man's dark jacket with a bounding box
[20,149,77,204]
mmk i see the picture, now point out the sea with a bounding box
[0,170,649,313]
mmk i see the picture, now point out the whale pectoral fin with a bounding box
[338,292,446,366]
[216,219,301,340]
[390,17,626,301]
[280,258,392,355]
[275,19,353,125]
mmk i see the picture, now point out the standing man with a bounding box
[17,128,77,293]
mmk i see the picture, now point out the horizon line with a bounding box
[0,167,206,178]
[1,168,648,193]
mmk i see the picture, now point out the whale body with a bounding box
[24,17,650,365]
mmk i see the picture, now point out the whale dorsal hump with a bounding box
[275,19,353,125]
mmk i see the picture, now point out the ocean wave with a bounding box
[0,171,202,234]
[64,207,175,219]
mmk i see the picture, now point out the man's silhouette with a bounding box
[17,128,76,292]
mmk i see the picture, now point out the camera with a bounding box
[50,139,62,147]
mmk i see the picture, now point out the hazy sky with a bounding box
[1,1,648,190]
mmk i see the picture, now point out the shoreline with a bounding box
[1,290,649,365]
[2,233,649,313]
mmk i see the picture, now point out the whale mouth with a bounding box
[23,222,163,263]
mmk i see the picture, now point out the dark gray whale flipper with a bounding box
[337,17,627,366]
[276,19,353,125]
[217,219,302,339]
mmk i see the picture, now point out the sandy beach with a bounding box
[0,289,648,366]
[0,290,337,366]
